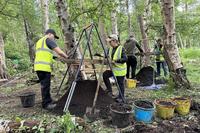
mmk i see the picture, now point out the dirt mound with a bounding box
[131,119,200,133]
[134,100,154,108]
[136,66,154,86]
[136,66,167,86]
[55,80,114,118]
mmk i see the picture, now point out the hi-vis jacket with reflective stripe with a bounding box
[109,46,127,76]
[34,37,53,72]
[155,47,164,61]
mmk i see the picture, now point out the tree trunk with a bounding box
[55,0,83,85]
[138,15,150,67]
[138,0,151,67]
[42,0,49,31]
[0,33,7,79]
[161,0,190,89]
[126,0,132,36]
[21,0,35,63]
[98,8,107,47]
[24,20,35,64]
[111,9,118,35]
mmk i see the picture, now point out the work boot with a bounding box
[115,98,123,103]
[44,103,56,110]
[108,92,114,97]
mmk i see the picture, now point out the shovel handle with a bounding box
[83,23,93,30]
[91,57,105,109]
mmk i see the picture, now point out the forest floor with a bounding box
[0,58,200,132]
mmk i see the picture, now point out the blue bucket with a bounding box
[133,100,155,123]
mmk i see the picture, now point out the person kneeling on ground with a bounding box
[103,34,127,103]
[34,29,68,110]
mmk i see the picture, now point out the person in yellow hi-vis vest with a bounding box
[34,29,68,110]
[103,34,127,103]
[154,38,168,77]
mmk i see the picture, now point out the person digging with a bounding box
[103,34,127,103]
[34,29,68,110]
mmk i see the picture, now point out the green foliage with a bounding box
[180,48,200,59]
[57,112,76,133]
[5,42,31,75]
[179,48,200,84]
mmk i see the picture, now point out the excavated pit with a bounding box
[55,80,114,118]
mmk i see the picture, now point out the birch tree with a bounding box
[0,33,7,79]
[138,0,151,66]
[98,6,107,46]
[126,0,132,36]
[111,9,118,35]
[55,0,84,84]
[161,0,190,89]
[41,0,49,31]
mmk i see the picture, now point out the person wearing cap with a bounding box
[154,38,168,77]
[103,34,127,102]
[34,29,68,110]
[124,35,143,79]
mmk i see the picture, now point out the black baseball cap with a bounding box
[45,29,59,39]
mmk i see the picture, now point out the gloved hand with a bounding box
[53,56,58,60]
[115,59,123,63]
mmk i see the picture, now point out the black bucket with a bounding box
[19,92,36,108]
[110,103,132,128]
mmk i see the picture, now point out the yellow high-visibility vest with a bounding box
[156,47,164,61]
[109,46,127,76]
[34,37,53,72]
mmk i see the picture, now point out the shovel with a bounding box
[85,56,105,121]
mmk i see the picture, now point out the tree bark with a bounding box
[98,7,107,47]
[21,0,35,63]
[138,0,151,67]
[55,0,83,84]
[42,0,49,31]
[0,33,7,79]
[111,9,118,35]
[126,0,132,36]
[138,15,151,67]
[161,0,190,89]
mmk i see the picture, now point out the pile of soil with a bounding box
[131,118,200,133]
[110,103,132,112]
[173,97,188,100]
[158,101,175,106]
[134,100,154,108]
[191,100,200,113]
[136,66,154,86]
[55,80,114,118]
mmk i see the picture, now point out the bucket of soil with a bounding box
[154,99,176,119]
[19,92,35,108]
[133,100,155,123]
[110,103,132,128]
[172,97,191,115]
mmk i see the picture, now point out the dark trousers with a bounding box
[156,61,168,76]
[36,71,52,108]
[126,56,137,79]
[103,70,125,99]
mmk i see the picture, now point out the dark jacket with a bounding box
[124,38,143,56]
